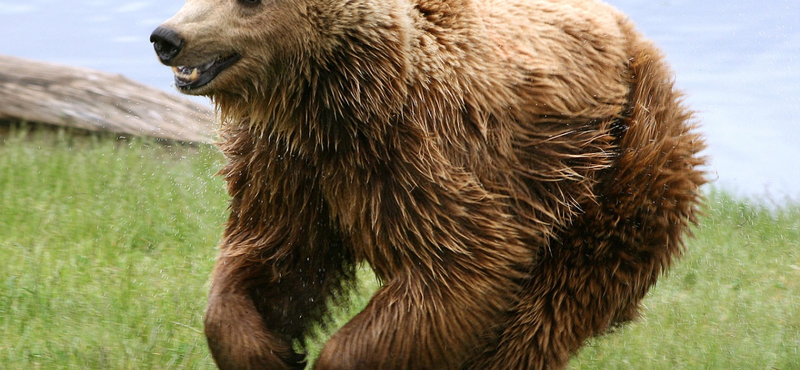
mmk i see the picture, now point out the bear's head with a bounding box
[150,0,408,99]
[149,0,316,96]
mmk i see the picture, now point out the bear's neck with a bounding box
[212,0,497,166]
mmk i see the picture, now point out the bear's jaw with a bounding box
[171,53,241,92]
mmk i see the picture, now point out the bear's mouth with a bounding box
[171,53,241,90]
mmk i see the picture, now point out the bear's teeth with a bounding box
[171,66,201,82]
[189,68,199,81]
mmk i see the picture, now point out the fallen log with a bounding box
[0,55,215,143]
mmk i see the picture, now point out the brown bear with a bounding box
[150,0,706,369]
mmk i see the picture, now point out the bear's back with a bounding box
[479,0,632,119]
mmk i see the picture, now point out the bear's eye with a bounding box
[238,0,260,6]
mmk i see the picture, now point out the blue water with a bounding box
[1,1,798,201]
[610,0,800,202]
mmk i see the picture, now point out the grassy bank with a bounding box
[1,128,798,369]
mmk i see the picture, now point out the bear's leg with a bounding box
[469,181,702,370]
[313,272,517,370]
[204,256,305,370]
[313,175,530,370]
[468,167,701,370]
[205,220,355,370]
[205,127,361,369]
[205,248,356,370]
[467,47,705,370]
[465,238,662,370]
[314,188,532,370]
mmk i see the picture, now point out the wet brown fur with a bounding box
[155,0,706,369]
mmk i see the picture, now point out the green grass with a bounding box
[1,126,798,369]
[0,127,227,369]
[568,191,800,370]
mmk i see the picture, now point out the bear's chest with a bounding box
[316,162,421,275]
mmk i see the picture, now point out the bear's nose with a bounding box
[150,26,184,64]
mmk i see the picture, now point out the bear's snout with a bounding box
[150,26,184,64]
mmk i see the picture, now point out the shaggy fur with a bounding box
[152,0,706,369]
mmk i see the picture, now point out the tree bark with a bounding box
[0,55,215,143]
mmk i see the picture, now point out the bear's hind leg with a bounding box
[466,235,662,370]
[468,41,705,370]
